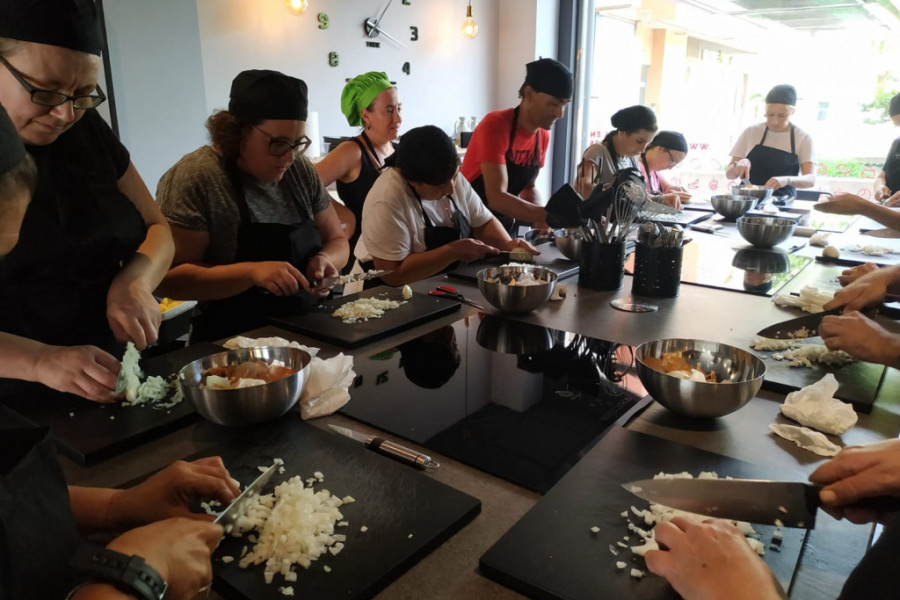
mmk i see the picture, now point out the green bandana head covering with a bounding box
[341,71,394,127]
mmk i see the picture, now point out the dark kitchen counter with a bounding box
[58,228,900,600]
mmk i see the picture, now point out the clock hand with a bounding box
[365,0,395,38]
[367,22,407,48]
[374,0,395,27]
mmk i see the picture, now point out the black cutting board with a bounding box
[270,286,460,348]
[480,427,806,600]
[1,342,223,464]
[186,417,480,600]
[446,242,580,283]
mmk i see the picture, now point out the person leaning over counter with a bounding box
[460,58,573,231]
[873,92,900,206]
[156,69,349,342]
[356,125,537,286]
[315,71,401,264]
[725,84,816,197]
[646,438,900,600]
[814,191,900,234]
[0,0,175,403]
[574,105,658,198]
[637,130,690,209]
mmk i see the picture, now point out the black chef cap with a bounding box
[391,125,458,186]
[0,103,25,177]
[0,0,103,56]
[648,130,688,153]
[228,69,308,122]
[524,58,573,100]
[765,84,797,106]
[890,92,900,117]
[610,105,657,133]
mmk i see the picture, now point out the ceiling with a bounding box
[679,0,900,31]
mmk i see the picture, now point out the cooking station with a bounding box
[21,208,900,600]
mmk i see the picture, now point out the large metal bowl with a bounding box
[475,314,561,354]
[553,228,585,261]
[635,339,766,418]
[177,346,311,426]
[731,184,774,203]
[477,265,558,314]
[737,215,797,248]
[710,194,758,221]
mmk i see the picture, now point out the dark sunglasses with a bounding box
[0,55,106,110]
[252,125,312,157]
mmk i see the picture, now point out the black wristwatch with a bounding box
[70,544,168,600]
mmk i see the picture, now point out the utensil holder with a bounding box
[578,241,626,291]
[632,242,683,298]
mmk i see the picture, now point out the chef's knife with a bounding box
[622,477,900,529]
[215,462,279,528]
[328,424,439,470]
[755,309,841,339]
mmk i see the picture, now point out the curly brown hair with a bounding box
[205,110,261,162]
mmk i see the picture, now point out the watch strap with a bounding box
[70,544,167,600]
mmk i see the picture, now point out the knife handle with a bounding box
[368,438,440,470]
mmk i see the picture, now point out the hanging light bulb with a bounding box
[285,0,308,16]
[461,1,478,39]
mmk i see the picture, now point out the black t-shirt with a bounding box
[839,518,900,599]
[883,137,900,193]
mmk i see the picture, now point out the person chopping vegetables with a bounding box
[0,0,175,403]
[873,92,900,206]
[725,84,816,198]
[157,69,349,342]
[461,57,573,232]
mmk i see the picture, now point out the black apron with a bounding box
[746,126,800,198]
[190,163,322,342]
[0,428,81,600]
[883,138,900,195]
[470,107,541,233]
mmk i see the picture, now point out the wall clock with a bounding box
[361,0,418,76]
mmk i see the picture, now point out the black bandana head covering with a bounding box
[765,84,797,106]
[524,58,573,100]
[228,70,309,121]
[890,93,900,118]
[0,103,25,176]
[610,105,657,133]
[0,0,103,56]
[649,130,688,153]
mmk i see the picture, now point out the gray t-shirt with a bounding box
[579,142,640,195]
[157,146,330,264]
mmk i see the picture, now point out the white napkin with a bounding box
[769,423,841,457]
[780,373,858,435]
[773,285,834,314]
[223,336,319,357]
[299,353,356,420]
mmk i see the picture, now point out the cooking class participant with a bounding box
[815,191,900,234]
[157,69,349,342]
[574,105,658,198]
[637,130,691,209]
[873,92,900,206]
[460,57,574,232]
[725,84,816,198]
[356,125,538,286]
[645,438,900,599]
[0,0,175,404]
[0,104,34,257]
[315,71,401,266]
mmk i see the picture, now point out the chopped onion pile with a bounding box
[332,297,407,324]
[119,342,182,408]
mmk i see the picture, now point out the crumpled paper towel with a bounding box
[769,423,841,457]
[223,335,320,357]
[773,286,834,314]
[780,373,857,435]
[299,353,355,420]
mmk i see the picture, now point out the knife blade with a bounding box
[215,462,280,528]
[755,309,841,339]
[623,477,821,528]
[311,270,393,291]
[328,424,439,470]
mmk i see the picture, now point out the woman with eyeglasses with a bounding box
[315,71,401,268]
[0,0,175,403]
[637,131,691,209]
[156,69,349,342]
[356,125,536,286]
[574,105,658,198]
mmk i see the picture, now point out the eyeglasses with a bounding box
[664,148,680,167]
[252,125,312,157]
[0,55,106,110]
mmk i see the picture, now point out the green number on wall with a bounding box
[328,51,339,67]
[402,0,411,4]
[410,26,418,41]
[317,13,329,29]
[402,61,410,75]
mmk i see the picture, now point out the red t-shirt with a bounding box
[460,108,550,182]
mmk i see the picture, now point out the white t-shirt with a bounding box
[729,122,816,167]
[356,167,494,262]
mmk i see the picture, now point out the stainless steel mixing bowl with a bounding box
[477,265,558,314]
[710,194,758,221]
[736,215,797,248]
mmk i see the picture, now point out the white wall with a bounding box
[194,0,500,150]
